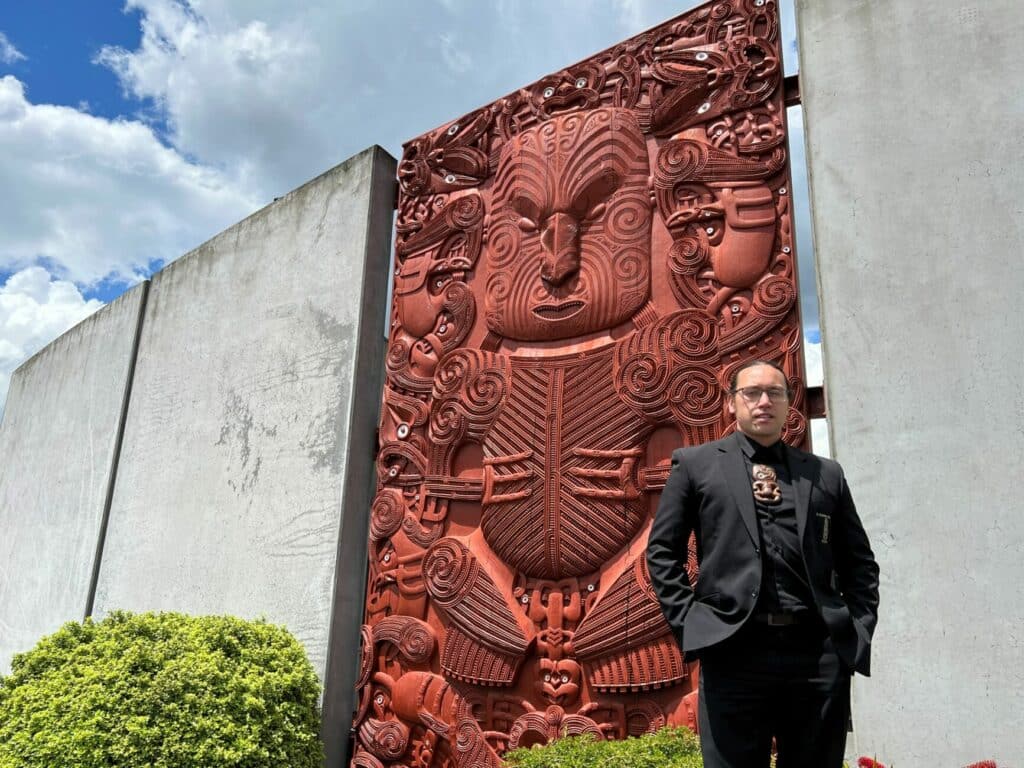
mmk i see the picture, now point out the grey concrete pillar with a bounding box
[92,146,396,767]
[797,1,1024,763]
[0,283,147,674]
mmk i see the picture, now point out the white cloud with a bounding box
[96,0,328,196]
[0,74,258,285]
[438,32,472,75]
[91,0,692,197]
[0,32,26,65]
[803,337,824,387]
[0,268,104,412]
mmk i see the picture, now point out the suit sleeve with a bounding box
[833,467,880,643]
[646,449,696,644]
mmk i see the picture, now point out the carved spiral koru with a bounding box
[429,350,507,447]
[369,489,405,542]
[626,700,667,736]
[668,367,723,427]
[752,274,796,321]
[422,538,478,607]
[359,718,409,761]
[372,616,436,665]
[615,311,721,426]
[351,752,384,768]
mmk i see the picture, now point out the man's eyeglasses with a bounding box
[731,386,789,403]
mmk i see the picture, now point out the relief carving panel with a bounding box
[353,1,807,764]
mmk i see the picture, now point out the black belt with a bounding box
[752,611,816,627]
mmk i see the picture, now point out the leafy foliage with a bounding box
[504,726,703,768]
[0,611,323,768]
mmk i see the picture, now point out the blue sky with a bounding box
[0,0,820,414]
[2,3,145,126]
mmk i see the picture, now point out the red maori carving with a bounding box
[355,0,809,763]
[485,107,651,341]
[388,194,484,393]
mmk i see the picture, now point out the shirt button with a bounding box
[754,546,760,555]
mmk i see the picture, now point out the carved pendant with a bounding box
[752,464,782,504]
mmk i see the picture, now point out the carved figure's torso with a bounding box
[482,346,646,579]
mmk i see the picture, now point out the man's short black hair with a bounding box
[728,358,790,393]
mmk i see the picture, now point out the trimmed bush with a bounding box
[0,611,323,768]
[504,726,703,768]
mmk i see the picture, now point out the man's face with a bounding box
[728,364,789,446]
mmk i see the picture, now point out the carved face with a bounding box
[485,108,652,341]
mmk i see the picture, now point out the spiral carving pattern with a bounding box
[361,719,409,760]
[373,616,436,665]
[669,235,707,274]
[423,538,478,607]
[669,309,719,361]
[668,367,723,427]
[369,489,405,541]
[449,194,484,229]
[616,352,670,415]
[752,274,796,320]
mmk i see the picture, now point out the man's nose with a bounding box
[540,211,580,287]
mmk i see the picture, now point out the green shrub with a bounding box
[0,611,323,768]
[504,726,703,768]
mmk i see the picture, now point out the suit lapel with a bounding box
[789,447,812,547]
[720,433,759,546]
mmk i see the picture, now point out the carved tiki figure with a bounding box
[353,3,808,766]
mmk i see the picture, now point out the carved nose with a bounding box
[540,211,580,287]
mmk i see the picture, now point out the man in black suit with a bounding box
[647,359,879,768]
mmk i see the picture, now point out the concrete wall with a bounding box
[90,147,394,766]
[0,283,146,675]
[797,1,1024,763]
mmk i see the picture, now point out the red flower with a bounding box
[962,762,997,768]
[857,759,886,768]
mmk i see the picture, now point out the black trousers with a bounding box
[696,619,851,768]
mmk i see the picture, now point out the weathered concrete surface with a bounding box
[0,284,146,674]
[93,147,395,766]
[797,1,1024,763]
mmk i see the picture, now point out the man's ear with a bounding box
[727,395,736,417]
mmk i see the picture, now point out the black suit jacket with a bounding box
[646,432,880,676]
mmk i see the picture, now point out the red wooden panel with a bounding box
[352,2,807,764]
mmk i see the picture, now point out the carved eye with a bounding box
[511,195,542,227]
[517,217,538,233]
[574,77,587,88]
[429,274,453,296]
[571,169,620,220]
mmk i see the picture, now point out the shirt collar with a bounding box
[738,431,785,463]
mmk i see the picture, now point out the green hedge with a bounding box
[505,726,703,768]
[0,612,323,768]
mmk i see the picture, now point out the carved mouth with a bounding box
[533,301,585,320]
[544,92,595,116]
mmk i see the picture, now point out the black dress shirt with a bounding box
[739,434,815,615]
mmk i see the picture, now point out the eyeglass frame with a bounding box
[729,386,791,404]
